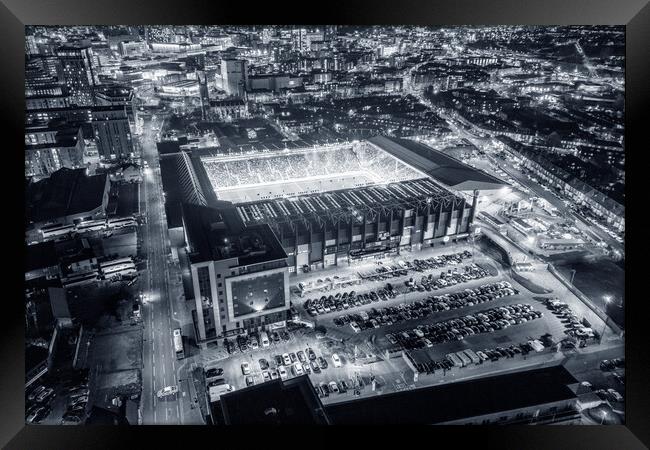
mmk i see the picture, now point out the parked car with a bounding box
[331,353,342,368]
[205,367,224,378]
[241,362,251,375]
[26,406,51,424]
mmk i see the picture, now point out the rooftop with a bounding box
[26,168,108,225]
[325,364,578,424]
[219,375,329,425]
[369,135,507,191]
[181,202,287,265]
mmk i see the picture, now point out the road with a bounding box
[139,116,186,424]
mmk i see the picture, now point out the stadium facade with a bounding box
[160,136,481,343]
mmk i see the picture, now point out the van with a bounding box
[260,331,270,348]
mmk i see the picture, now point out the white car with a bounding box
[413,329,425,338]
[331,353,342,368]
[250,340,259,350]
[157,385,178,398]
[270,369,279,380]
[422,338,433,348]
[293,362,304,376]
[241,362,251,375]
[278,366,288,380]
[350,322,361,333]
[329,381,339,394]
[282,353,291,365]
[262,371,271,382]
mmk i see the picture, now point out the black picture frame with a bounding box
[3,0,645,448]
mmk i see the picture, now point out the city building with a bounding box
[25,167,110,231]
[220,59,248,97]
[55,43,98,106]
[218,375,330,424]
[91,106,135,160]
[182,202,291,344]
[25,122,86,178]
[95,85,137,126]
[118,40,149,58]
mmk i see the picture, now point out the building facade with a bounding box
[91,106,135,160]
[55,43,98,107]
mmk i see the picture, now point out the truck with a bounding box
[463,349,481,365]
[528,340,545,352]
[446,353,464,368]
[456,351,472,367]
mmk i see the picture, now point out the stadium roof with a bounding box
[220,375,329,425]
[324,364,578,425]
[181,202,287,265]
[236,177,466,231]
[26,168,109,224]
[368,135,508,191]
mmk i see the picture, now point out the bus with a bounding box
[173,328,184,359]
[76,219,107,234]
[100,257,137,279]
[41,223,75,239]
[107,217,137,229]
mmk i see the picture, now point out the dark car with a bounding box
[274,355,284,366]
[205,367,224,378]
[258,359,269,371]
[318,356,328,370]
[306,348,317,361]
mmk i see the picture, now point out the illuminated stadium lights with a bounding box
[201,141,427,203]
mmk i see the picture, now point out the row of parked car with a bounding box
[387,303,543,350]
[411,335,554,375]
[405,263,490,292]
[334,281,518,332]
[359,250,473,282]
[544,299,597,342]
[240,348,343,386]
[225,330,291,354]
[315,379,352,397]
[304,252,479,317]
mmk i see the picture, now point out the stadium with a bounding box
[161,136,484,275]
[200,141,425,203]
